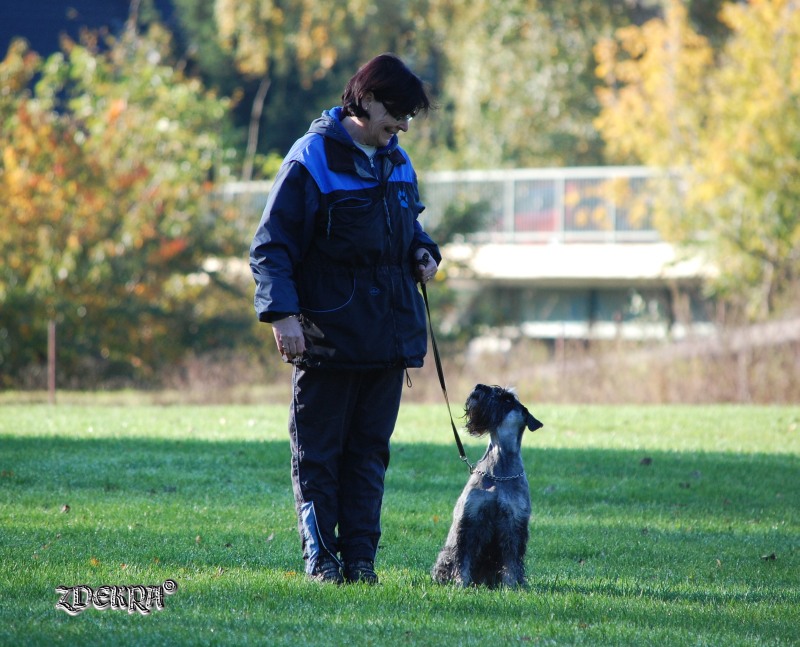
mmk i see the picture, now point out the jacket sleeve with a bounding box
[410,170,442,264]
[411,221,442,265]
[249,161,319,323]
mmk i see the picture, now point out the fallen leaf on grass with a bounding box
[89,557,101,567]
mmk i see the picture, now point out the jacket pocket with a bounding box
[322,196,385,263]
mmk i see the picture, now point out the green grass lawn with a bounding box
[0,402,798,646]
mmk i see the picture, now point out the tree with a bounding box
[183,0,648,172]
[0,22,240,385]
[211,0,452,177]
[594,0,800,318]
[408,0,657,170]
[211,0,354,180]
[134,1,734,172]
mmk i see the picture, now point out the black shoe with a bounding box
[309,555,343,585]
[343,559,378,585]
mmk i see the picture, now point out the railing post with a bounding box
[609,182,617,243]
[504,178,515,235]
[48,319,56,405]
[555,176,566,242]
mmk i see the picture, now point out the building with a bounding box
[419,166,715,342]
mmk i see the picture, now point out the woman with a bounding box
[250,53,441,584]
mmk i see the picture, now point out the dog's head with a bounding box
[463,384,543,438]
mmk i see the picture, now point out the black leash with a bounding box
[419,275,474,473]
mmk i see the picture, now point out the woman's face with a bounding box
[360,95,411,147]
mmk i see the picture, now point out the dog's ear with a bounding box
[526,411,543,432]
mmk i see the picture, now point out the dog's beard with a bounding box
[464,384,541,436]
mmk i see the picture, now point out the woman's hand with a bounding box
[415,249,439,284]
[272,315,305,360]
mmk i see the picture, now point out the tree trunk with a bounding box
[242,75,271,182]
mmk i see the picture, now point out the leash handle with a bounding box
[420,278,473,473]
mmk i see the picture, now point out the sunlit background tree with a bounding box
[595,0,800,319]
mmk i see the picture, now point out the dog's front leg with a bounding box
[500,521,528,587]
[455,550,474,587]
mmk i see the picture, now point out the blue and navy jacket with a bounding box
[250,106,441,370]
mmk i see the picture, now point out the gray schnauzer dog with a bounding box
[432,384,543,588]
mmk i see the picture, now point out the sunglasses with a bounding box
[379,101,416,122]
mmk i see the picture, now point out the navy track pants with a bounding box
[289,366,404,573]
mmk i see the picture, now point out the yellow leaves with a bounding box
[615,25,647,63]
[720,0,788,33]
[594,0,714,166]
[213,0,363,82]
[0,39,40,96]
[1,146,30,207]
[593,37,619,80]
[2,145,18,171]
[66,233,81,254]
[595,0,800,314]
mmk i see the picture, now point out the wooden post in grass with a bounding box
[48,319,56,405]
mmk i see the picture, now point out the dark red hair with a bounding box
[341,53,431,120]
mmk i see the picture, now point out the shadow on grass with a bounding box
[2,434,798,533]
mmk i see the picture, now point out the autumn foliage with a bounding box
[0,26,247,386]
[595,0,800,318]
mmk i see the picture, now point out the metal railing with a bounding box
[420,166,661,243]
[219,166,662,244]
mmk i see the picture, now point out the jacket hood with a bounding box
[308,106,399,155]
